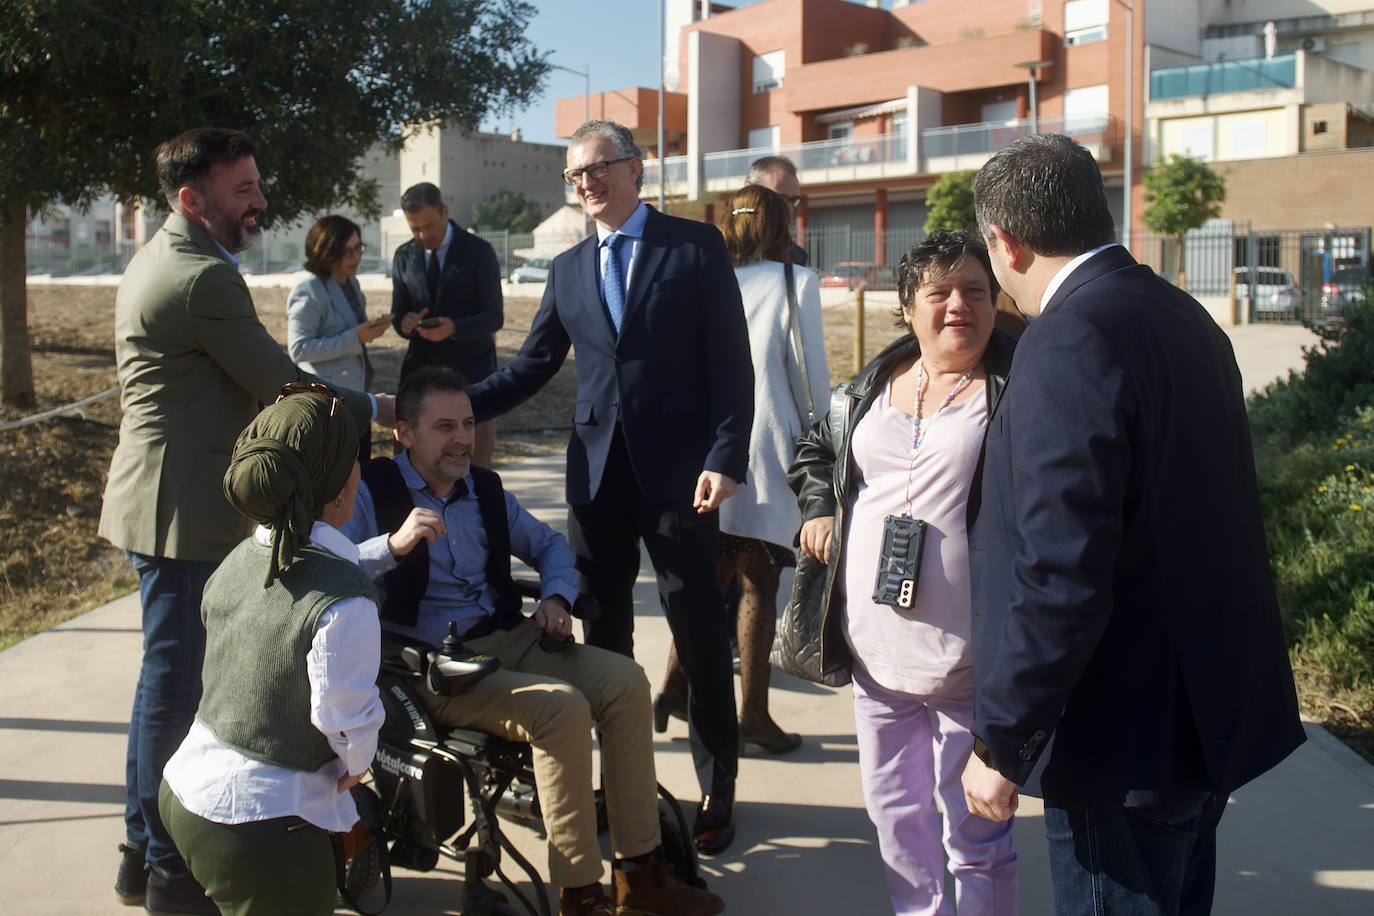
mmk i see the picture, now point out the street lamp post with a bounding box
[1119,0,1135,250]
[658,0,666,213]
[1014,59,1054,134]
[551,63,590,126]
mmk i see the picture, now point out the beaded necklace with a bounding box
[902,361,975,512]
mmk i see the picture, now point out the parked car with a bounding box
[818,260,884,289]
[1234,266,1300,315]
[510,257,551,284]
[1320,266,1370,313]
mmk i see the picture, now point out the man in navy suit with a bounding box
[468,120,753,854]
[961,134,1304,913]
[391,182,504,466]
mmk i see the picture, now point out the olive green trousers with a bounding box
[158,780,336,915]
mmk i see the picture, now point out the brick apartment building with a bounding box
[554,0,1374,279]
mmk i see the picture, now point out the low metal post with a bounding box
[854,287,866,376]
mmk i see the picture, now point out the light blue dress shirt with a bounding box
[596,201,649,301]
[343,452,580,646]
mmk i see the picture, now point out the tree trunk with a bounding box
[1175,234,1189,292]
[0,196,36,409]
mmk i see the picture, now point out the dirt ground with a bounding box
[0,283,904,649]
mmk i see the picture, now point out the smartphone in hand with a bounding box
[418,317,442,329]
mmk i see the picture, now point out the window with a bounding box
[827,122,853,141]
[981,100,1018,124]
[1064,0,1108,46]
[1062,84,1108,133]
[746,126,780,152]
[1229,119,1266,158]
[1313,120,1328,135]
[752,50,785,93]
[1176,122,1213,160]
[891,112,909,159]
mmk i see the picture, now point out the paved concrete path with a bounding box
[2,324,1368,915]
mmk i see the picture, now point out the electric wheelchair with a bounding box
[340,581,706,916]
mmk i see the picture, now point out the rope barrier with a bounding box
[0,387,119,432]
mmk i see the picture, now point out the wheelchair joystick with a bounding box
[442,621,464,658]
[425,621,502,697]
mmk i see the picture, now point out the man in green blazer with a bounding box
[99,127,393,914]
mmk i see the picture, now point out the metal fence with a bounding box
[1132,224,1372,325]
[796,223,1371,323]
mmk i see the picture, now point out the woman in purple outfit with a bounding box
[788,231,1018,915]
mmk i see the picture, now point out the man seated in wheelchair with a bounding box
[342,366,725,916]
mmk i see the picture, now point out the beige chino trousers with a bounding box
[420,620,661,888]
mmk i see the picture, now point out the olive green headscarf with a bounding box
[223,391,359,586]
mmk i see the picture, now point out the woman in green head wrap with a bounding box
[158,386,385,916]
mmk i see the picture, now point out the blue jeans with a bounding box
[125,553,217,879]
[1044,792,1227,916]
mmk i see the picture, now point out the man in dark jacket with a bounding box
[468,119,753,855]
[962,134,1304,914]
[391,182,503,466]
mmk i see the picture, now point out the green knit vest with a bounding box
[198,538,377,772]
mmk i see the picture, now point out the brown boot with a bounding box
[612,858,724,916]
[560,882,615,915]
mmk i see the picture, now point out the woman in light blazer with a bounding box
[656,184,831,754]
[288,215,386,459]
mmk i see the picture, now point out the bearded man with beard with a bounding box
[99,127,395,914]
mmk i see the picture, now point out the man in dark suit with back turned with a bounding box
[468,119,753,855]
[960,134,1304,914]
[391,182,503,466]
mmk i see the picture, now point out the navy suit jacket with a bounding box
[391,220,503,381]
[468,207,754,507]
[968,246,1305,803]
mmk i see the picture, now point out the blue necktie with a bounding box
[602,232,626,333]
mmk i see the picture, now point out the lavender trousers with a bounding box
[852,666,1018,916]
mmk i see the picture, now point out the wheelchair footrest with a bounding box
[444,728,533,770]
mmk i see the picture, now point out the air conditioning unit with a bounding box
[1301,36,1327,53]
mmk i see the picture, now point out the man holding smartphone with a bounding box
[390,182,504,466]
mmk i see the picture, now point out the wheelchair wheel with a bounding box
[341,785,384,904]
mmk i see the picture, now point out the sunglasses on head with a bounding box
[276,381,341,418]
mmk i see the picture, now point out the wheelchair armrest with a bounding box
[511,576,601,622]
[380,632,437,677]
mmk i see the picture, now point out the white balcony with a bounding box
[640,155,691,198]
[637,113,1118,199]
[922,114,1116,172]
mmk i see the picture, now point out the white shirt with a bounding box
[427,220,455,272]
[1039,243,1120,315]
[162,522,385,832]
[595,201,649,298]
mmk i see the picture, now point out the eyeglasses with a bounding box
[343,242,367,256]
[786,195,803,209]
[562,157,634,187]
[276,381,341,418]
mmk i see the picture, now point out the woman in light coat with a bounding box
[656,184,830,753]
[288,215,386,459]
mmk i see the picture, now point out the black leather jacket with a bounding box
[786,329,1017,677]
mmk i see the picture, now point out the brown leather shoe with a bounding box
[561,882,615,916]
[613,857,724,916]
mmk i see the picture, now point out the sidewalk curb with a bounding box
[1301,717,1374,789]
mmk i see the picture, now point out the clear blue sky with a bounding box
[480,0,890,145]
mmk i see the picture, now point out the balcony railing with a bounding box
[636,113,1115,196]
[703,134,911,183]
[641,154,690,193]
[922,113,1114,160]
[1149,54,1298,101]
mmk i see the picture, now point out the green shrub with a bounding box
[1250,311,1374,756]
[1249,302,1374,448]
